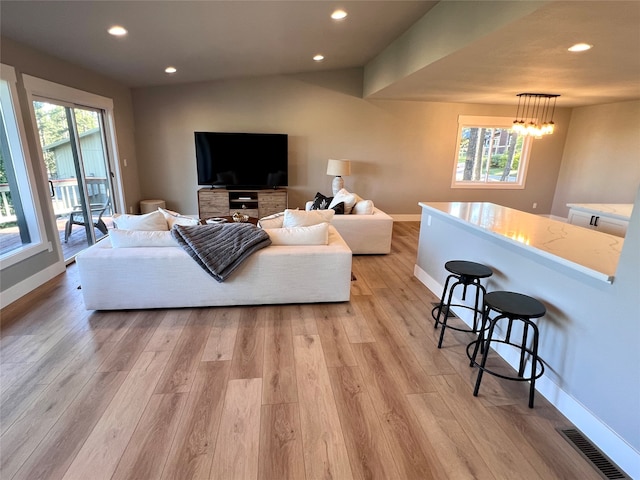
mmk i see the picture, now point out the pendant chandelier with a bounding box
[512,93,560,137]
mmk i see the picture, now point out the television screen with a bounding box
[195,132,288,189]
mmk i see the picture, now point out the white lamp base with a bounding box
[332,176,344,196]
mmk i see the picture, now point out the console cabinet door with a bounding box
[198,190,229,218]
[258,191,287,217]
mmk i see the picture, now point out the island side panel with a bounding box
[415,203,639,477]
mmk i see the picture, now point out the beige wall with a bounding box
[132,68,570,216]
[551,100,640,217]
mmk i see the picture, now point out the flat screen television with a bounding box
[195,132,288,189]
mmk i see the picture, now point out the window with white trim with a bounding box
[451,115,532,189]
[0,64,46,266]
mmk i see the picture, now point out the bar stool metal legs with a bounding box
[432,260,493,348]
[468,291,546,408]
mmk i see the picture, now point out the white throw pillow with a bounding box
[159,207,200,228]
[110,229,177,248]
[264,223,329,245]
[282,208,334,227]
[329,188,357,214]
[258,211,285,229]
[352,199,375,215]
[112,210,169,231]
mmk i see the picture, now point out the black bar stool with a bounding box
[468,291,546,408]
[432,260,493,348]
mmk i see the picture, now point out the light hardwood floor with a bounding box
[0,222,602,480]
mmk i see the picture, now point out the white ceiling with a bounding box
[1,1,639,107]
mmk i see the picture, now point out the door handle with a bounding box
[49,180,55,198]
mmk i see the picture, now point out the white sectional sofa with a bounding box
[305,189,393,254]
[327,207,393,254]
[77,224,352,310]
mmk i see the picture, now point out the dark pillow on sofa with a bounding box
[310,192,333,210]
[332,202,345,214]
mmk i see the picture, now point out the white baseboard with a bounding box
[0,262,66,309]
[414,264,639,479]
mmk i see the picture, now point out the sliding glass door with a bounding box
[33,99,113,260]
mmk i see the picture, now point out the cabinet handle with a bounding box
[594,216,599,227]
[589,215,595,226]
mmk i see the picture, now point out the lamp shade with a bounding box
[326,159,351,177]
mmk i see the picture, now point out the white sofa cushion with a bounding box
[159,207,200,228]
[110,229,177,248]
[283,208,334,227]
[329,188,357,214]
[113,210,168,231]
[352,199,375,215]
[258,211,285,229]
[264,223,329,245]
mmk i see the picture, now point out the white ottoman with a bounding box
[140,199,166,213]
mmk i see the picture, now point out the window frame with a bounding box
[451,115,532,190]
[0,64,48,268]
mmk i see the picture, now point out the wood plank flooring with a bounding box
[0,222,603,479]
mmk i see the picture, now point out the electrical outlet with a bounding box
[129,206,133,213]
[532,202,538,209]
[123,158,128,167]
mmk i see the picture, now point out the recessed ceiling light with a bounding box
[108,25,127,36]
[331,9,347,20]
[313,54,325,62]
[568,43,593,52]
[165,66,177,74]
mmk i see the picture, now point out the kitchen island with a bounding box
[419,202,623,283]
[415,198,639,478]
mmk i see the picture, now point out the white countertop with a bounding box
[566,203,633,221]
[419,202,623,283]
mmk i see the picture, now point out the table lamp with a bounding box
[326,159,351,195]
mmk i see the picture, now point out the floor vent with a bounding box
[558,428,628,479]
[430,302,458,318]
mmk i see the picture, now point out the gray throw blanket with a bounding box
[171,223,271,282]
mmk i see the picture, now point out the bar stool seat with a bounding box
[468,291,546,408]
[432,260,493,348]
